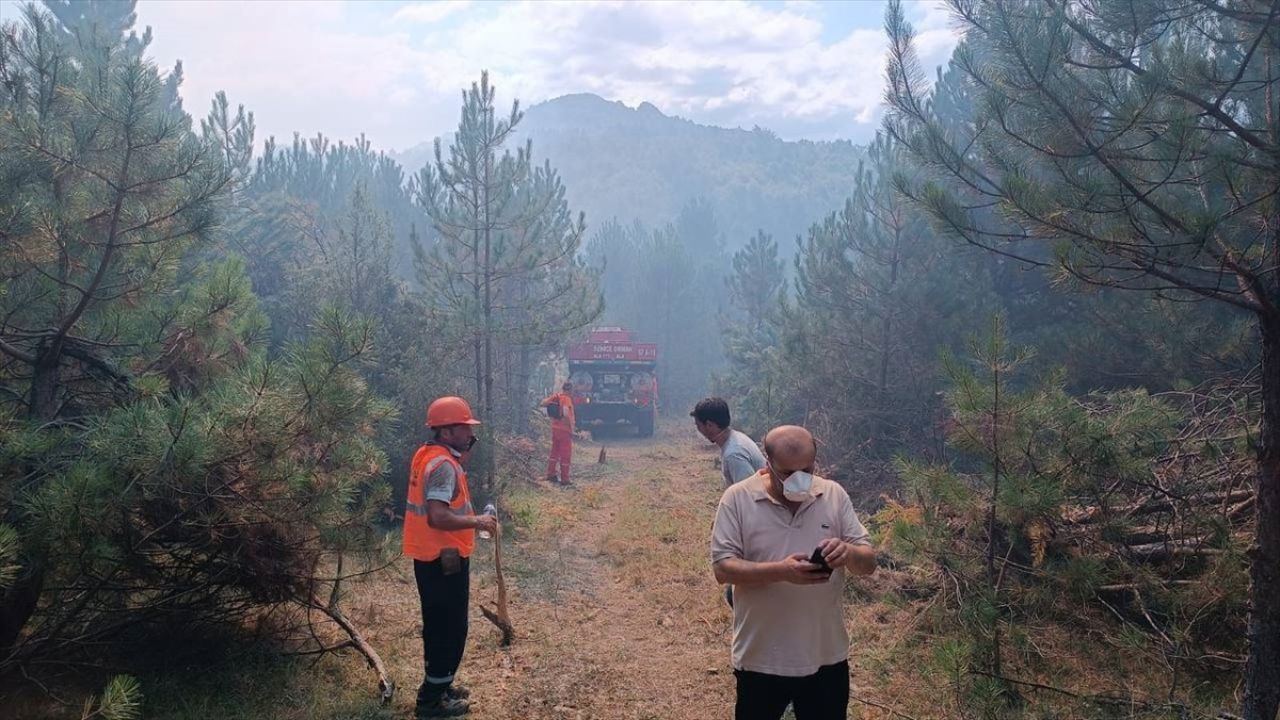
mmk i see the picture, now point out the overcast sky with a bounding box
[2,1,962,152]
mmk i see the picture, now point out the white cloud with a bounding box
[138,0,433,148]
[392,1,472,25]
[911,0,956,32]
[129,0,960,151]
[782,0,821,11]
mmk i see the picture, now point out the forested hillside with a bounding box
[393,93,863,255]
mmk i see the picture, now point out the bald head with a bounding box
[763,425,817,471]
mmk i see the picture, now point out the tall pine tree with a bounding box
[413,72,601,497]
[885,1,1280,714]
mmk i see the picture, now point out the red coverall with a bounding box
[541,392,575,484]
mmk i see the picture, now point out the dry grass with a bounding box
[4,424,1237,719]
[453,431,735,720]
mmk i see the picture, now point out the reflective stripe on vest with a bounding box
[405,456,454,516]
[403,444,475,562]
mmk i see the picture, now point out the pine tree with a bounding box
[413,72,601,498]
[245,132,427,284]
[892,323,1250,715]
[0,4,231,652]
[885,1,1280,714]
[43,0,148,55]
[0,12,398,691]
[717,230,788,436]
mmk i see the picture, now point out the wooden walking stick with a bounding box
[479,522,514,647]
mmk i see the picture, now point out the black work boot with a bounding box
[415,694,469,718]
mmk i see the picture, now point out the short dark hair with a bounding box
[562,382,573,391]
[690,397,731,429]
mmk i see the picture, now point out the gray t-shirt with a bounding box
[721,429,766,487]
[423,444,471,514]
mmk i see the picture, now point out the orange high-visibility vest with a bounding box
[403,444,475,561]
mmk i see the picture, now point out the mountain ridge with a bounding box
[391,93,864,250]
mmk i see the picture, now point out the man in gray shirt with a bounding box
[691,397,766,487]
[692,396,767,608]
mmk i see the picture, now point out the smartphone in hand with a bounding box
[808,546,831,571]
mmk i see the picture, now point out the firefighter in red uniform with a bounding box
[403,396,498,718]
[541,382,577,486]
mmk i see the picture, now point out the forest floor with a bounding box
[6,423,1217,720]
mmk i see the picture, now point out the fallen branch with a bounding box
[282,640,355,657]
[1064,489,1253,524]
[1096,580,1197,593]
[1226,494,1255,520]
[308,593,394,704]
[1123,537,1226,561]
[21,664,73,706]
[968,669,1190,713]
[875,552,910,570]
[852,694,920,720]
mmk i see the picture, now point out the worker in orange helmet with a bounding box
[404,396,498,718]
[540,381,577,486]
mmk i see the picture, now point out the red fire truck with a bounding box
[567,327,658,437]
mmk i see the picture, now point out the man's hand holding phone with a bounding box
[816,537,855,570]
[808,546,831,570]
[780,552,832,584]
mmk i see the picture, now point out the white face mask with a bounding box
[778,469,814,502]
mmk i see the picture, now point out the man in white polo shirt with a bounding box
[710,425,876,720]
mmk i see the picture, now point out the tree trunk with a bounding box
[875,227,901,439]
[28,348,61,422]
[0,348,63,659]
[480,151,496,489]
[516,343,532,437]
[987,344,1003,683]
[472,187,483,408]
[0,566,43,662]
[1243,315,1280,720]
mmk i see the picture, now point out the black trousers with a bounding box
[414,557,470,702]
[734,661,850,720]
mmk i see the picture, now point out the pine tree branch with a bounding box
[1191,0,1277,27]
[60,344,131,388]
[1050,0,1276,156]
[55,148,132,340]
[0,336,36,364]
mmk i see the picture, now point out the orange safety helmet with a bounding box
[425,396,483,428]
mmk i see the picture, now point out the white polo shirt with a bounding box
[710,472,871,676]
